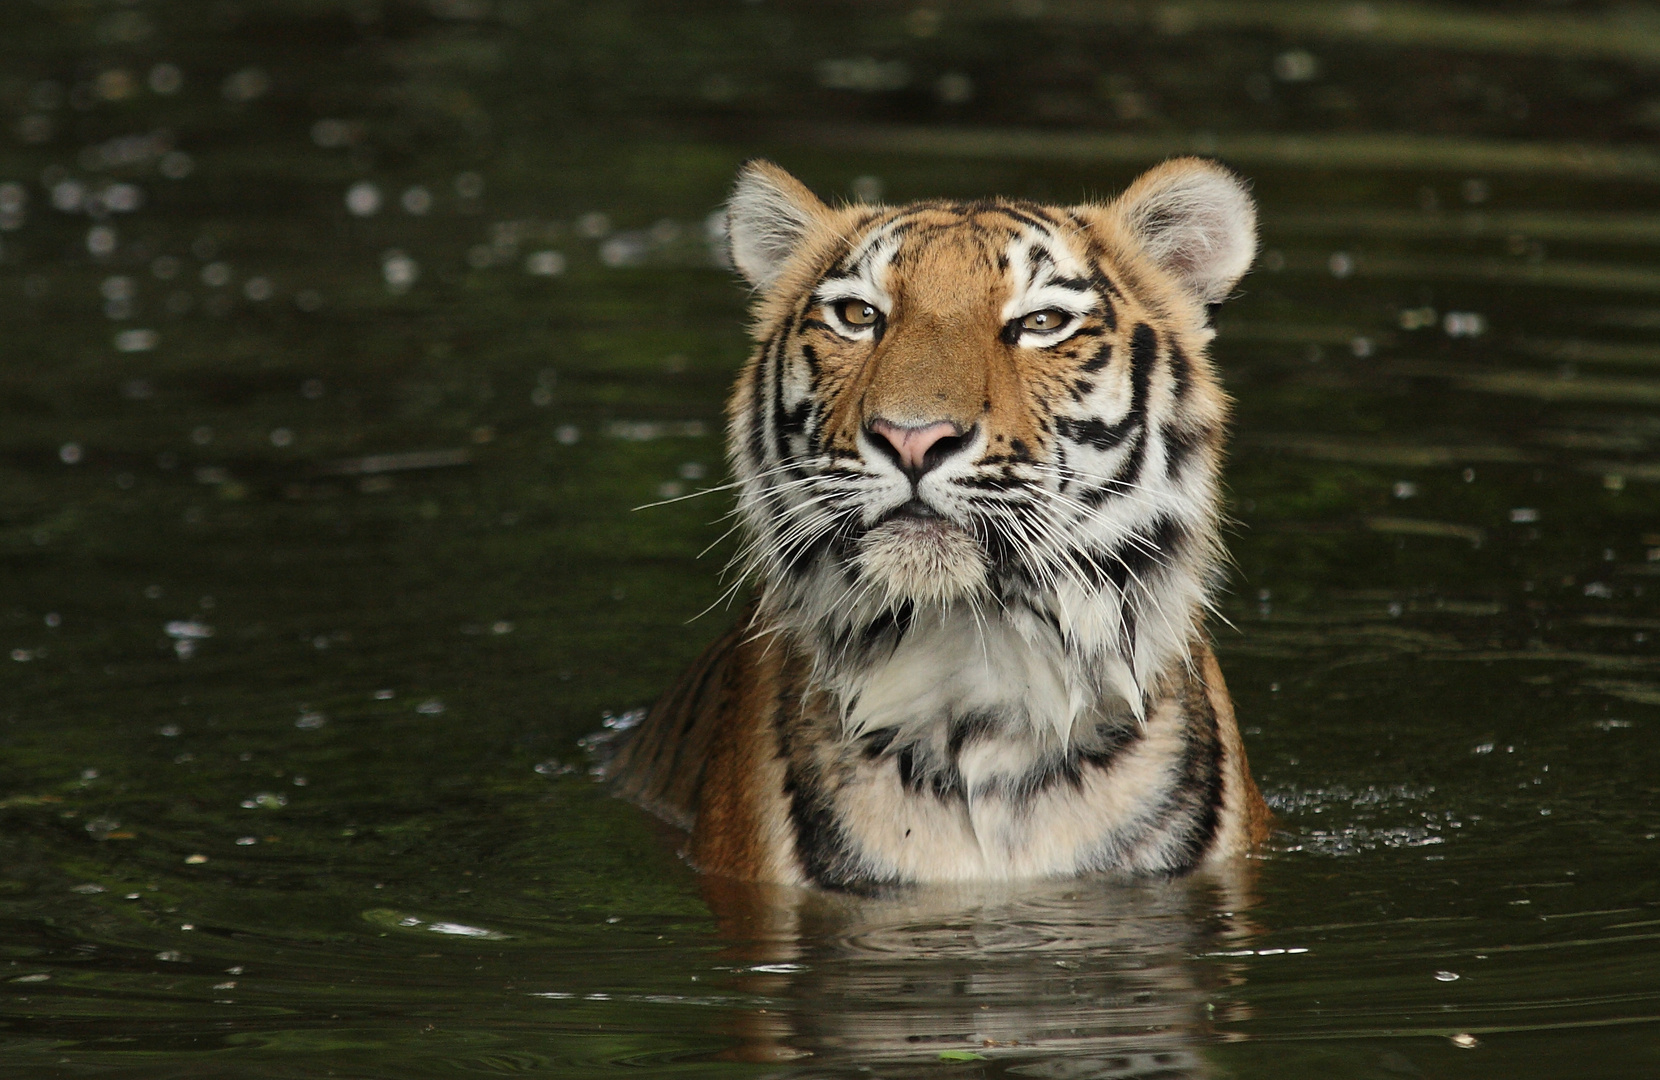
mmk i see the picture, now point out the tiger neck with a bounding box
[785,597,1173,754]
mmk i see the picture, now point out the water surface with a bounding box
[2,3,1658,1077]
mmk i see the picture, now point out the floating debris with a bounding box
[605,420,708,441]
[362,908,507,939]
[1365,516,1485,545]
[1444,311,1487,337]
[317,448,471,476]
[114,328,158,352]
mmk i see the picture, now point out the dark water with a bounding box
[3,2,1659,1076]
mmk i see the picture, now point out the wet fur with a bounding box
[610,159,1270,887]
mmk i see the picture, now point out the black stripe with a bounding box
[1154,669,1226,871]
[1163,424,1204,479]
[1084,323,1158,504]
[1080,342,1114,373]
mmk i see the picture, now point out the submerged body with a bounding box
[611,158,1270,888]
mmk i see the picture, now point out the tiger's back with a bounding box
[610,158,1269,888]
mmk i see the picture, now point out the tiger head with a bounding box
[722,159,1255,733]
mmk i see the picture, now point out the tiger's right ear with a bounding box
[726,160,831,289]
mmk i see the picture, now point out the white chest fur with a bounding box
[810,609,1204,882]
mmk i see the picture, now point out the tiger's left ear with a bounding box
[725,160,832,290]
[1107,157,1257,305]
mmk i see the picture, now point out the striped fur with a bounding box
[610,159,1270,886]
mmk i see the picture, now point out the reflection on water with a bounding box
[2,0,1660,1076]
[702,875,1258,1077]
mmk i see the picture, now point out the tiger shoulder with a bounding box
[610,157,1271,888]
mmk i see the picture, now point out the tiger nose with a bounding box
[867,419,967,476]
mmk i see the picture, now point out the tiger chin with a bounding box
[609,157,1271,889]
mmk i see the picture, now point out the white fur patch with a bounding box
[854,519,987,607]
[836,607,1076,747]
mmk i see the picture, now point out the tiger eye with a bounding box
[1021,309,1067,332]
[838,300,879,327]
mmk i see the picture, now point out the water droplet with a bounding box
[148,63,183,95]
[345,183,382,217]
[59,442,83,464]
[1509,508,1539,524]
[454,172,485,200]
[416,699,446,715]
[373,689,394,700]
[400,186,433,215]
[555,424,581,445]
[1273,49,1319,81]
[1450,1033,1479,1049]
[270,427,294,448]
[1392,481,1417,499]
[87,224,118,257]
[221,67,269,103]
[158,724,181,737]
[158,152,193,179]
[243,277,273,301]
[381,249,418,292]
[1444,311,1486,338]
[311,119,357,148]
[184,854,207,864]
[575,211,610,239]
[1327,251,1353,278]
[935,72,973,105]
[235,836,257,845]
[295,711,327,730]
[114,328,158,352]
[1434,970,1460,982]
[525,250,566,276]
[1398,306,1437,331]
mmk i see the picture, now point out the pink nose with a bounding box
[869,420,962,474]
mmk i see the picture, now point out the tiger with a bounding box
[609,157,1270,889]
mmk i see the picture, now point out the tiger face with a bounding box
[724,159,1255,742]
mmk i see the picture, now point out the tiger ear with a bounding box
[725,160,831,289]
[1108,158,1257,305]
